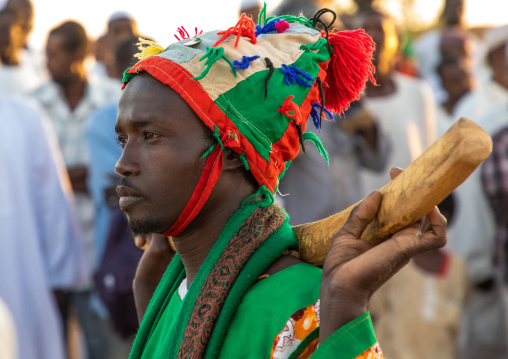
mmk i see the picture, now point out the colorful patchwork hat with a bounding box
[122,5,375,236]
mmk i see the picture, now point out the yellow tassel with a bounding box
[134,38,165,61]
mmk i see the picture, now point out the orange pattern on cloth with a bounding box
[356,343,384,359]
[270,301,320,358]
[269,300,383,359]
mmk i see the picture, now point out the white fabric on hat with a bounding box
[485,24,508,53]
[108,11,134,24]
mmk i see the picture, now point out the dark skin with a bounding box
[116,74,447,343]
[488,44,508,90]
[0,9,23,65]
[438,60,474,115]
[46,32,89,193]
[362,12,398,98]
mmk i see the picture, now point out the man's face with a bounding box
[46,33,78,84]
[115,74,212,236]
[362,13,398,75]
[0,11,23,51]
[439,60,473,101]
[108,18,135,40]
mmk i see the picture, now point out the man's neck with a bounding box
[172,182,258,287]
[59,74,87,112]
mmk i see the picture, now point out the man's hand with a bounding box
[133,234,175,323]
[319,184,447,342]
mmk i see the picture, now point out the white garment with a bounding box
[360,73,437,194]
[0,48,47,95]
[436,87,508,359]
[0,97,89,359]
[437,84,508,282]
[30,80,121,269]
[0,297,17,359]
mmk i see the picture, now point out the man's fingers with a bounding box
[389,167,403,180]
[338,191,382,239]
[422,207,447,248]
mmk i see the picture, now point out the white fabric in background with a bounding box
[0,97,89,359]
[360,73,437,193]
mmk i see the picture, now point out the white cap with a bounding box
[108,11,135,24]
[485,24,508,54]
[0,0,8,12]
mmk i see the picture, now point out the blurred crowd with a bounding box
[0,0,507,358]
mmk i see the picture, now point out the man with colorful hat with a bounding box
[115,6,446,358]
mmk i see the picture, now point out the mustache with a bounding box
[116,177,143,196]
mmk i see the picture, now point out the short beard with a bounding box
[128,217,170,237]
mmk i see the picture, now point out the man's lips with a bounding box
[117,185,143,210]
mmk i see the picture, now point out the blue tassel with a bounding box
[255,19,280,36]
[233,55,260,69]
[310,103,333,129]
[279,64,314,88]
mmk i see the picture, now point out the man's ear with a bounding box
[222,148,246,171]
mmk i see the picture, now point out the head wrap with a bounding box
[122,5,375,236]
[108,11,135,24]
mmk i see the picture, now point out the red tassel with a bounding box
[214,14,257,48]
[323,29,376,114]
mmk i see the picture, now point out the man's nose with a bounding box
[115,143,139,177]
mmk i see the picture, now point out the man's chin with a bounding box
[127,217,170,236]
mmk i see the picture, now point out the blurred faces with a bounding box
[108,18,137,41]
[361,12,398,76]
[0,9,24,55]
[439,29,472,61]
[438,59,474,104]
[354,0,374,12]
[45,33,84,85]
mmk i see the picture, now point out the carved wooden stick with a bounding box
[293,118,493,265]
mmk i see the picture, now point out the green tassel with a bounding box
[212,125,226,154]
[201,144,216,159]
[258,2,267,26]
[201,125,226,159]
[239,153,250,170]
[193,47,237,80]
[303,132,329,164]
[122,67,136,83]
[241,185,274,208]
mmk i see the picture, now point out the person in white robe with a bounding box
[436,39,508,359]
[0,96,89,359]
[358,10,437,195]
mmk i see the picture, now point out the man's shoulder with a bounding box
[29,82,59,105]
[88,78,122,105]
[246,261,321,304]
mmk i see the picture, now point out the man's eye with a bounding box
[144,132,160,140]
[115,137,127,148]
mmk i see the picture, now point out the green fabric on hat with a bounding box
[214,44,328,162]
